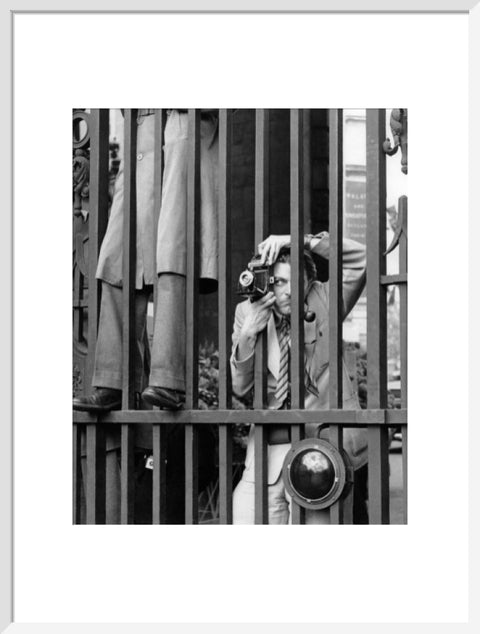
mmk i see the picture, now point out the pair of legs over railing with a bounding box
[75,109,218,412]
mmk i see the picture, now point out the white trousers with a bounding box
[232,473,332,525]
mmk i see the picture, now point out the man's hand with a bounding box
[236,292,276,361]
[241,292,276,337]
[258,235,290,265]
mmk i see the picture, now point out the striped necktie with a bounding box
[275,317,291,408]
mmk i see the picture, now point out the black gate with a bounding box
[72,108,408,524]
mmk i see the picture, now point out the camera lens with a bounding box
[239,270,254,287]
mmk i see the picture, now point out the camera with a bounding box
[237,253,316,322]
[237,255,273,301]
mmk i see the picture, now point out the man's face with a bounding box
[272,261,308,316]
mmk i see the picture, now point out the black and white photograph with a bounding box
[7,5,473,628]
[72,108,408,525]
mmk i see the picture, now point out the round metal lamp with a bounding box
[282,438,353,510]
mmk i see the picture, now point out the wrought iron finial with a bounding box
[383,109,408,175]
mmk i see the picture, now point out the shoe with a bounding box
[141,386,185,410]
[73,387,122,412]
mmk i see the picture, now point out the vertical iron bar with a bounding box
[73,264,83,345]
[120,425,135,524]
[73,424,82,524]
[290,109,306,525]
[86,423,106,524]
[121,109,138,409]
[366,109,389,524]
[218,109,233,410]
[328,109,344,410]
[254,426,267,524]
[290,109,305,409]
[254,109,270,408]
[152,424,167,524]
[185,109,201,524]
[105,450,118,524]
[328,109,348,524]
[151,110,168,524]
[185,108,201,407]
[84,110,109,525]
[303,109,312,234]
[85,109,109,392]
[120,109,138,522]
[185,424,199,524]
[254,109,269,524]
[152,109,166,309]
[218,109,233,524]
[330,425,353,524]
[399,195,408,523]
[218,425,232,524]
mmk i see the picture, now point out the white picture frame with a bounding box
[2,1,478,631]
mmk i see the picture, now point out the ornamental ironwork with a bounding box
[383,108,408,175]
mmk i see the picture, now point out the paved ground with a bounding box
[389,447,406,524]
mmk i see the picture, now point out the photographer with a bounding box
[231,232,368,524]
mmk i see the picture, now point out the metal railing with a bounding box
[72,108,408,525]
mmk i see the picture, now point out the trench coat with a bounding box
[96,109,219,291]
[230,234,368,484]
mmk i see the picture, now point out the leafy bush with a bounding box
[345,342,396,410]
[198,341,250,453]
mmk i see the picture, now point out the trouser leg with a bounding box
[149,273,186,391]
[232,475,332,525]
[232,477,290,525]
[92,281,150,393]
[353,463,369,524]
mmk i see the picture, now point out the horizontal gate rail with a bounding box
[380,273,407,285]
[73,408,407,425]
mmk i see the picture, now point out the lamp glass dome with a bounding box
[289,448,336,501]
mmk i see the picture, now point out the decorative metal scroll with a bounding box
[383,109,408,175]
[72,110,91,395]
[385,195,408,255]
[72,109,120,396]
[73,110,91,219]
[73,151,90,219]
